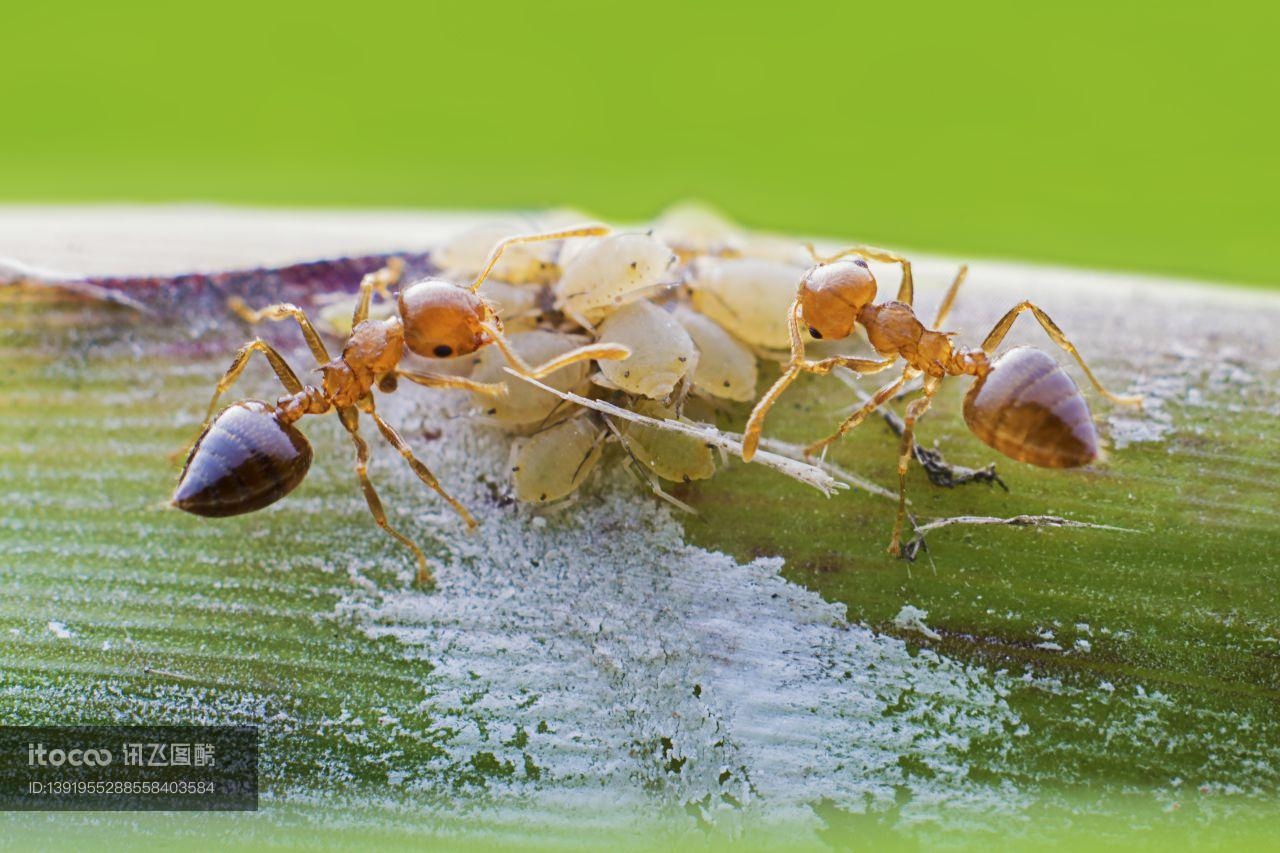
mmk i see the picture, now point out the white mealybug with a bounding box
[687,256,806,350]
[595,300,696,399]
[469,330,593,426]
[673,306,758,402]
[553,233,677,323]
[510,416,605,504]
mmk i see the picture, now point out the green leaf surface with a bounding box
[2,210,1278,851]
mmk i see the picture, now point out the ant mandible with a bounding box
[740,244,1143,556]
[172,226,629,584]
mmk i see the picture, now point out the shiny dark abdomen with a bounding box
[172,401,313,517]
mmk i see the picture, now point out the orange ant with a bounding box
[172,226,628,584]
[740,245,1143,556]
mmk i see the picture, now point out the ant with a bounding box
[740,244,1143,556]
[172,226,628,585]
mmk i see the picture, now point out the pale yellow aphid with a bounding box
[510,415,605,504]
[469,330,592,426]
[436,219,562,285]
[553,233,678,324]
[652,201,744,258]
[595,300,696,399]
[686,256,807,350]
[672,306,758,402]
[617,399,716,484]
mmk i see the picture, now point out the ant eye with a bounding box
[808,326,823,339]
[433,345,453,358]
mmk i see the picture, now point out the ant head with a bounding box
[797,259,877,340]
[398,279,490,359]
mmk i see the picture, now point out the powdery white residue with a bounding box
[46,621,73,639]
[1108,343,1264,449]
[893,605,942,641]
[335,396,1027,837]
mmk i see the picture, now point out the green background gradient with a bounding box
[4,1,1276,285]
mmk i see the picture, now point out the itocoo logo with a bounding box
[27,743,113,767]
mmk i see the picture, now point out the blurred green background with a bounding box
[4,1,1276,286]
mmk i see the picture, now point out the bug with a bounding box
[174,227,631,584]
[740,245,1143,555]
[508,395,722,510]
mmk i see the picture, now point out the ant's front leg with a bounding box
[395,368,508,397]
[477,321,630,380]
[468,226,610,293]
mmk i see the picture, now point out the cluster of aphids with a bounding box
[172,204,1141,584]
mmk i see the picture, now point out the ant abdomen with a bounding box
[963,346,1098,469]
[173,401,313,517]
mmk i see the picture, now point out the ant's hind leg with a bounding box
[366,408,479,530]
[889,378,941,557]
[174,339,303,462]
[226,300,333,365]
[805,369,910,458]
[395,369,508,397]
[469,225,611,293]
[478,321,630,379]
[340,410,435,586]
[351,258,405,328]
[981,301,1142,406]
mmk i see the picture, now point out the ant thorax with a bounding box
[858,301,971,378]
[322,317,406,407]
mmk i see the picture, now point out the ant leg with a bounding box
[889,378,942,556]
[932,265,969,327]
[226,299,333,364]
[469,225,611,293]
[174,339,304,461]
[478,320,630,379]
[338,408,435,586]
[395,369,508,397]
[805,368,910,458]
[743,299,809,461]
[801,355,896,376]
[351,258,404,328]
[806,243,914,306]
[742,364,803,462]
[365,406,479,530]
[981,301,1143,406]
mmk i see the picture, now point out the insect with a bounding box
[740,245,1143,556]
[508,402,720,510]
[174,227,630,584]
